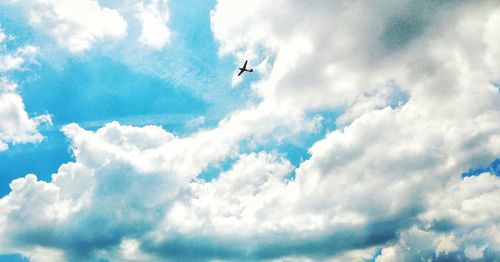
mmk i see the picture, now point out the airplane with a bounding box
[237,60,253,76]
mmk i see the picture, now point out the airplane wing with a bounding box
[237,69,245,76]
[242,60,248,69]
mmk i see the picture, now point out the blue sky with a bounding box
[0,0,254,193]
[0,1,499,261]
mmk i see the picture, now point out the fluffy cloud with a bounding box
[375,174,500,260]
[0,32,51,152]
[0,0,500,261]
[0,122,185,260]
[7,0,127,53]
[0,80,50,151]
[211,0,500,115]
[3,104,495,260]
[0,116,305,260]
[5,0,177,52]
[136,0,171,49]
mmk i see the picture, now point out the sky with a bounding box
[0,0,499,261]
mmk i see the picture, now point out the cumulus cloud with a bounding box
[375,173,500,261]
[0,0,500,261]
[0,116,307,260]
[136,0,171,49]
[7,0,127,53]
[0,80,50,151]
[0,122,184,260]
[0,32,50,152]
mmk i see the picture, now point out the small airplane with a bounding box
[237,60,253,76]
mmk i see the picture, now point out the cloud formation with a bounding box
[136,0,171,49]
[7,0,127,53]
[0,31,51,152]
[5,0,177,53]
[0,0,499,261]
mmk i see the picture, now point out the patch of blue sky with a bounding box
[491,80,500,91]
[21,55,207,130]
[366,247,382,262]
[280,109,341,167]
[461,158,500,178]
[0,6,35,49]
[0,129,71,196]
[280,109,341,180]
[387,79,409,109]
[0,7,39,87]
[0,254,28,262]
[196,156,237,182]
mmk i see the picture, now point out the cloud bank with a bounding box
[0,0,499,261]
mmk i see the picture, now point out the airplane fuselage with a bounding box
[238,60,253,76]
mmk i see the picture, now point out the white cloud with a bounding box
[0,116,299,260]
[24,247,66,262]
[0,100,324,260]
[421,173,500,227]
[185,115,205,130]
[162,0,500,258]
[374,173,500,261]
[0,29,6,43]
[375,246,399,262]
[434,234,458,256]
[136,0,171,49]
[0,33,50,151]
[0,55,24,72]
[465,245,487,260]
[8,0,127,53]
[167,152,293,235]
[0,83,46,151]
[0,41,39,72]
